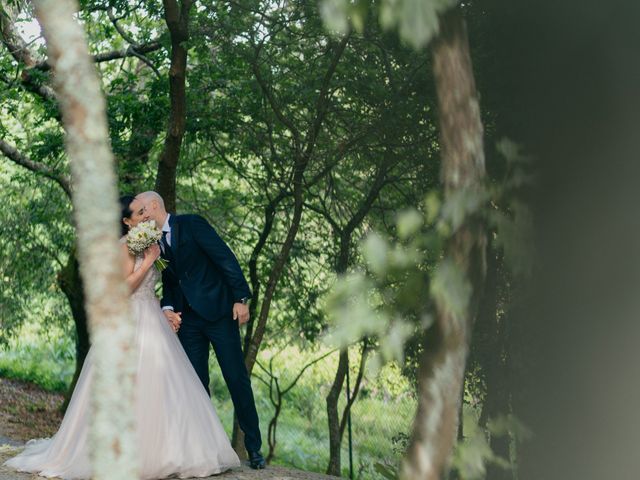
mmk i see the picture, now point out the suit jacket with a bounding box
[160,214,252,322]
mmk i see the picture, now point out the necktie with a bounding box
[161,230,170,253]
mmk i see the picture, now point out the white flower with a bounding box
[126,220,162,256]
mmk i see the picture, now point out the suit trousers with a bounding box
[176,305,262,453]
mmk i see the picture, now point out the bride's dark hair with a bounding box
[119,195,136,236]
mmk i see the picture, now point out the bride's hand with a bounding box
[143,244,161,264]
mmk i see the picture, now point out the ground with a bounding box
[0,379,64,445]
[0,378,336,480]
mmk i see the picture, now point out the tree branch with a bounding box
[302,33,351,159]
[107,7,139,46]
[250,44,302,148]
[0,138,72,197]
[34,41,163,71]
[0,2,56,102]
[281,349,336,396]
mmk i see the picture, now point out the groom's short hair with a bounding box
[137,191,165,210]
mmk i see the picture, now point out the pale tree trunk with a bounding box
[401,7,486,480]
[32,1,138,478]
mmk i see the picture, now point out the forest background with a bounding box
[2,0,639,479]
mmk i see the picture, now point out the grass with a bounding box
[0,344,74,392]
[0,325,416,479]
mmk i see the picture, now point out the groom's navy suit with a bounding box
[160,213,261,453]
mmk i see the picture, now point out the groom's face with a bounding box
[135,196,157,223]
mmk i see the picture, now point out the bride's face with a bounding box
[126,199,146,229]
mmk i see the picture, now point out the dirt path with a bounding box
[0,378,64,444]
[0,378,337,480]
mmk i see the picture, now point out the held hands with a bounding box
[163,310,182,332]
[164,304,248,331]
[233,303,250,325]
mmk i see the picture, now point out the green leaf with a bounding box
[380,0,400,31]
[496,137,531,165]
[440,187,489,232]
[487,414,533,442]
[319,0,350,34]
[379,319,414,364]
[451,411,513,479]
[363,232,389,275]
[397,208,423,239]
[388,244,421,270]
[424,191,441,225]
[430,259,471,321]
[398,0,441,50]
[351,0,369,33]
[324,273,388,348]
[489,201,534,278]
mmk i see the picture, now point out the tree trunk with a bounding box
[325,231,352,475]
[475,244,498,427]
[232,192,288,452]
[324,165,388,475]
[326,339,370,476]
[265,396,281,463]
[326,349,348,476]
[243,35,349,376]
[243,161,306,375]
[400,7,486,480]
[33,1,138,478]
[154,0,193,212]
[475,247,512,480]
[232,196,283,453]
[234,35,350,447]
[56,249,90,413]
[243,195,283,355]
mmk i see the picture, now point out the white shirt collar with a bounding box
[162,213,171,233]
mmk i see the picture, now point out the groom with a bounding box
[133,191,265,470]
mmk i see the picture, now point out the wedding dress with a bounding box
[4,253,241,479]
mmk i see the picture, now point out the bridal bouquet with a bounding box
[127,220,169,272]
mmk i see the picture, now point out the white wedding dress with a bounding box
[4,253,241,479]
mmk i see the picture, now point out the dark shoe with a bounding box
[248,450,266,469]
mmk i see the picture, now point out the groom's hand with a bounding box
[163,310,182,332]
[233,303,250,325]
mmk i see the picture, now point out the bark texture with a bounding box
[32,1,138,478]
[400,8,486,480]
[154,0,193,212]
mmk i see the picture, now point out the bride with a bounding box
[3,195,241,479]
